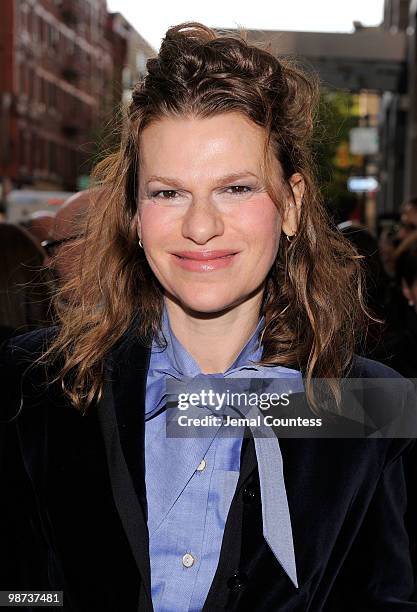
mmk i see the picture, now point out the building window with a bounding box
[34,135,41,171]
[66,37,75,55]
[85,53,91,79]
[39,17,45,45]
[39,138,46,171]
[48,82,57,110]
[20,5,27,32]
[53,28,60,49]
[27,8,33,36]
[19,63,26,95]
[33,14,40,42]
[40,77,46,105]
[49,141,58,174]
[28,132,34,172]
[47,23,53,48]
[56,87,61,113]
[136,51,147,75]
[28,68,34,99]
[19,129,27,168]
[33,73,38,103]
[85,2,91,34]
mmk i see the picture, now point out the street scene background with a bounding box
[1,0,417,377]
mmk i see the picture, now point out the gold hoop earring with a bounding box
[286,234,296,243]
[138,238,143,249]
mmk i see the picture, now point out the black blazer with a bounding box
[0,326,416,612]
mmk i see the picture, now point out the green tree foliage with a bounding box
[313,89,361,222]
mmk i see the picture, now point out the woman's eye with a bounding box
[151,190,178,199]
[226,185,252,195]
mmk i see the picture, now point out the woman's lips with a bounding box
[171,250,239,272]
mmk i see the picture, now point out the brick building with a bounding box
[0,0,113,191]
[106,11,155,125]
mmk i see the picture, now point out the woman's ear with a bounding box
[282,173,305,238]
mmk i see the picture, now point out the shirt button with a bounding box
[182,553,195,568]
[196,458,206,471]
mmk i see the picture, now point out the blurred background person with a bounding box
[338,220,388,316]
[338,220,389,355]
[42,190,91,287]
[19,210,56,249]
[374,231,417,377]
[397,197,417,244]
[377,215,401,280]
[0,223,53,342]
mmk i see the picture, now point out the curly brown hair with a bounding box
[42,22,367,411]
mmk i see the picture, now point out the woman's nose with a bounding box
[181,197,224,244]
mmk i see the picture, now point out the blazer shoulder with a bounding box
[0,327,59,423]
[0,326,59,369]
[350,354,404,379]
[350,354,417,463]
[350,354,414,408]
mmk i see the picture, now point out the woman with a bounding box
[1,23,416,611]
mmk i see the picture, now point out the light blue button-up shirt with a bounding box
[144,307,302,611]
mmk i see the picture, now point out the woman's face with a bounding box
[137,112,302,314]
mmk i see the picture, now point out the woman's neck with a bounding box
[164,295,262,374]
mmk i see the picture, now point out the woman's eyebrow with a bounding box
[146,176,184,189]
[216,171,260,185]
[146,171,260,188]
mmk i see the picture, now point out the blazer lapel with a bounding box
[98,327,153,607]
[106,331,151,515]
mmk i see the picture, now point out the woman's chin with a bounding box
[163,282,266,317]
[167,290,242,316]
[182,299,236,316]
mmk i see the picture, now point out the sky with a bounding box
[106,0,385,51]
